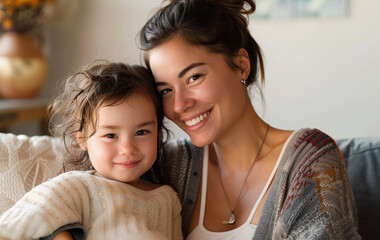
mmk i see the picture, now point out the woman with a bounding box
[139,0,360,239]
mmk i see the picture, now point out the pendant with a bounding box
[222,211,236,225]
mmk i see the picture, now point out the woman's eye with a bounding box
[159,88,172,96]
[189,74,201,83]
[105,134,116,138]
[136,130,149,136]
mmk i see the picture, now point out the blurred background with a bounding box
[1,0,379,139]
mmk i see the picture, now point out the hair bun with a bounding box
[167,0,255,15]
[211,0,256,15]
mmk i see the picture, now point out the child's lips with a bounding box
[114,160,141,168]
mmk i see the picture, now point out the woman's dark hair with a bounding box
[49,60,167,169]
[139,0,265,86]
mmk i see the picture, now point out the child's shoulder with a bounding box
[50,170,97,184]
[134,181,178,199]
[134,178,162,191]
[133,179,177,196]
[56,170,95,178]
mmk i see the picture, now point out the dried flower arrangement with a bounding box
[0,0,55,34]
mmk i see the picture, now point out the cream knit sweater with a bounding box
[0,170,182,240]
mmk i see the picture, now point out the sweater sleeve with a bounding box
[143,138,203,234]
[272,130,360,239]
[0,172,91,239]
[171,190,183,240]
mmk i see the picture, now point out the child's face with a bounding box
[84,93,158,184]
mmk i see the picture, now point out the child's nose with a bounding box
[119,139,138,156]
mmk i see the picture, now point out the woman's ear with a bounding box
[235,48,251,81]
[74,131,87,151]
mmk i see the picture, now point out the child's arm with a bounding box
[171,190,183,240]
[0,172,89,239]
[172,211,183,240]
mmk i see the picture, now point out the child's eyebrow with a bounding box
[97,125,119,130]
[98,121,156,129]
[136,121,156,128]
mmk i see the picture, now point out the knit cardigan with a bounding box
[149,128,360,239]
[0,171,182,240]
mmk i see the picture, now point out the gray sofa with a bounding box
[0,133,379,239]
[337,138,380,240]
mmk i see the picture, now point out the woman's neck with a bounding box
[211,109,269,171]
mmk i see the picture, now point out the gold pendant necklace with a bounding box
[218,124,269,225]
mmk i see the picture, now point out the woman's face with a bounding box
[149,35,250,147]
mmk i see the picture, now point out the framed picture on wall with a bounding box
[254,0,349,19]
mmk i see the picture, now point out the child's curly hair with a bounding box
[49,60,168,170]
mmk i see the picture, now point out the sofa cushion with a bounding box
[336,138,380,240]
[0,133,85,215]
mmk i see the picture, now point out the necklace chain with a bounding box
[217,124,270,225]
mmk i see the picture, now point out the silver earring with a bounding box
[240,79,246,84]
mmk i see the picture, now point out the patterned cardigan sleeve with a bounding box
[271,129,360,239]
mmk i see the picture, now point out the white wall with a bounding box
[42,0,162,86]
[251,0,380,139]
[41,0,380,139]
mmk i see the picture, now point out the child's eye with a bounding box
[136,130,149,136]
[105,134,116,138]
[159,88,172,96]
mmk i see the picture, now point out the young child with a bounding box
[0,62,182,240]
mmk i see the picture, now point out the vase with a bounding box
[0,32,48,99]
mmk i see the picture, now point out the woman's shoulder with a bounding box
[267,127,337,156]
[279,128,342,173]
[286,128,338,153]
[271,128,359,239]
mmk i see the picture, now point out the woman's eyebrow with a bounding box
[155,62,205,86]
[178,62,205,78]
[156,82,167,87]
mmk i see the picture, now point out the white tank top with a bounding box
[186,144,283,240]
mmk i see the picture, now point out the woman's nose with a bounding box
[173,89,195,113]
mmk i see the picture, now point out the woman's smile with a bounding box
[184,110,210,127]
